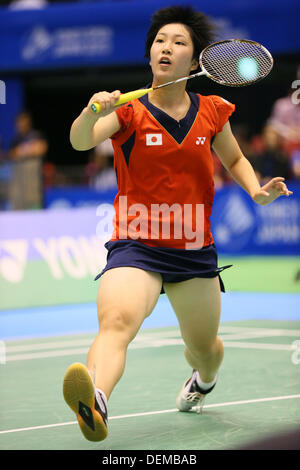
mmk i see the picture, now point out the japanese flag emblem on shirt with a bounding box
[146,134,162,146]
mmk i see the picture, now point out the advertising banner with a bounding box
[0,0,299,72]
[0,207,111,309]
[0,182,299,310]
[211,182,300,256]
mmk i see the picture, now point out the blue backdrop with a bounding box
[0,0,299,149]
[0,0,299,73]
[211,182,300,255]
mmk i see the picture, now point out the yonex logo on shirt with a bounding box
[146,134,162,146]
[196,137,206,145]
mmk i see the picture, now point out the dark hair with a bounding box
[145,5,215,61]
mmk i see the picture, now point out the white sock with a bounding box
[195,371,217,391]
[87,367,108,409]
[96,387,108,409]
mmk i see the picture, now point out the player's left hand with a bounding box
[252,177,293,205]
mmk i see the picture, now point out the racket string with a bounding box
[91,39,273,113]
[201,40,273,86]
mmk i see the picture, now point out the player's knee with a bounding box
[98,306,134,336]
[188,336,221,358]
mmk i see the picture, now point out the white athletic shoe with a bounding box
[176,369,216,414]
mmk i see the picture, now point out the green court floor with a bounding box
[219,256,300,293]
[1,319,300,450]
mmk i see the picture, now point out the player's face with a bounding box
[150,23,198,83]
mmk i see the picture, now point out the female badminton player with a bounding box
[63,5,293,442]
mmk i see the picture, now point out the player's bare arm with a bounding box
[212,120,293,205]
[70,90,121,151]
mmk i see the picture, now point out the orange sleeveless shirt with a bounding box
[109,92,235,249]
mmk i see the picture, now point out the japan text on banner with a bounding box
[211,182,300,256]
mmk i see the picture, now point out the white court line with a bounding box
[5,326,300,351]
[0,394,300,436]
[220,326,300,336]
[5,331,298,354]
[4,340,300,361]
[3,325,300,360]
[222,342,297,351]
[5,330,182,352]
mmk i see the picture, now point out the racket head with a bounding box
[199,39,274,87]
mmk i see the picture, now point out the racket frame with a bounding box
[91,38,274,113]
[199,38,274,87]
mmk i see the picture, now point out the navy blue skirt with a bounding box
[94,240,232,294]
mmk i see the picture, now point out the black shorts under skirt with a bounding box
[94,240,232,294]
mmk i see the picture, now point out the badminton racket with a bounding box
[91,38,273,114]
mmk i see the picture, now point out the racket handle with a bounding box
[91,88,152,113]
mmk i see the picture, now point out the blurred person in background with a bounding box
[85,139,117,191]
[267,68,300,157]
[249,124,291,184]
[9,111,48,210]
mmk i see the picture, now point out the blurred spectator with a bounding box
[9,111,48,210]
[268,92,300,155]
[85,139,117,190]
[249,124,291,184]
[267,68,300,156]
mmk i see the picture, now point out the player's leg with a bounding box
[87,267,163,399]
[163,276,223,411]
[63,267,162,441]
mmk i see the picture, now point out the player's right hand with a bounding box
[85,90,121,118]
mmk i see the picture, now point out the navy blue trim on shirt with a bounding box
[139,91,199,145]
[121,130,136,167]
